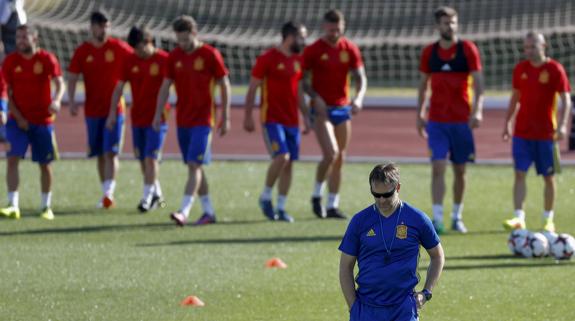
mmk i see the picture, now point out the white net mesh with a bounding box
[25,0,575,89]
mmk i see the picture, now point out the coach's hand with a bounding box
[105,114,117,131]
[414,292,427,310]
[49,101,61,114]
[416,116,427,138]
[502,121,512,141]
[351,97,363,115]
[69,101,79,117]
[16,117,29,131]
[243,114,255,133]
[469,112,483,129]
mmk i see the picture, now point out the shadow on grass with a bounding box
[441,229,508,237]
[447,254,519,260]
[0,222,176,236]
[137,235,343,247]
[423,260,574,271]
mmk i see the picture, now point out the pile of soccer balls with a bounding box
[508,229,575,259]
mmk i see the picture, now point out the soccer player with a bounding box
[0,25,64,220]
[417,7,484,234]
[153,15,231,226]
[106,26,169,213]
[67,10,132,209]
[303,9,367,219]
[339,163,444,320]
[502,32,571,233]
[0,68,7,142]
[244,21,310,223]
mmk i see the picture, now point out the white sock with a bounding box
[41,192,52,209]
[432,204,443,222]
[180,195,194,217]
[8,191,19,208]
[260,186,273,201]
[154,180,163,197]
[327,193,339,209]
[103,180,116,198]
[514,209,526,220]
[277,194,287,211]
[142,184,154,203]
[312,182,325,197]
[451,203,463,220]
[543,210,554,220]
[200,195,215,216]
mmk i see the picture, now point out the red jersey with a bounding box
[166,44,228,127]
[302,37,363,106]
[122,49,170,127]
[2,50,62,125]
[69,37,133,118]
[252,48,302,127]
[512,59,571,140]
[0,70,7,100]
[420,40,482,123]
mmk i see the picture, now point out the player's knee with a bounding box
[273,153,290,165]
[514,170,527,181]
[7,156,19,167]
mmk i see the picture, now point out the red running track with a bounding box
[8,106,575,162]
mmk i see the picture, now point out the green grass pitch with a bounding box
[0,160,574,320]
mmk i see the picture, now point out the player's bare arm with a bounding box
[7,88,27,130]
[217,75,231,136]
[298,82,311,134]
[339,252,357,311]
[469,70,485,129]
[415,243,445,309]
[416,72,430,138]
[350,66,367,114]
[555,91,572,140]
[67,72,79,116]
[153,78,172,131]
[502,89,520,141]
[302,70,327,119]
[106,81,125,130]
[49,76,65,114]
[243,76,262,133]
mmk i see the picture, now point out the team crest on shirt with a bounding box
[194,57,204,71]
[131,66,140,73]
[521,73,527,80]
[539,70,549,84]
[294,61,301,72]
[14,66,22,73]
[340,51,349,63]
[396,224,408,239]
[105,50,115,62]
[149,63,159,76]
[86,55,94,63]
[175,61,183,69]
[320,53,329,61]
[366,229,376,237]
[277,63,285,70]
[33,62,43,74]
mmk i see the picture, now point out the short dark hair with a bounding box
[434,6,457,23]
[324,9,344,23]
[16,24,38,37]
[281,21,304,40]
[172,15,197,33]
[90,10,110,25]
[127,25,154,48]
[369,162,400,187]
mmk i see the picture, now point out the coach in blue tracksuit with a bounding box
[339,163,445,321]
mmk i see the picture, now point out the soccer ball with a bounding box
[550,233,575,260]
[507,229,531,256]
[541,231,558,245]
[528,232,549,257]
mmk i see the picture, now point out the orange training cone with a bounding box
[265,257,288,269]
[181,295,205,307]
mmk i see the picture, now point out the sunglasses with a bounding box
[370,187,396,199]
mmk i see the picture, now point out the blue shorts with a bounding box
[350,295,418,321]
[427,121,475,164]
[132,124,168,161]
[177,126,212,165]
[311,105,352,126]
[85,115,125,157]
[6,119,58,164]
[263,123,300,161]
[512,137,560,176]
